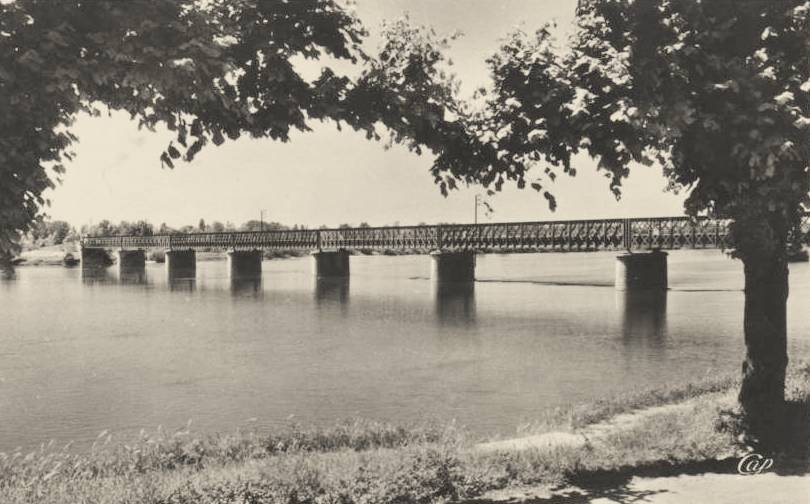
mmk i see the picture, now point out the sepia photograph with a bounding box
[1,0,810,502]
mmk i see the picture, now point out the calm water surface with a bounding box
[2,250,809,450]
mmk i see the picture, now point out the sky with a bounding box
[45,0,687,229]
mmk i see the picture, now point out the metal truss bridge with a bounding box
[80,216,757,252]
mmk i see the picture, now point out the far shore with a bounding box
[12,244,432,268]
[13,244,79,266]
[13,245,304,267]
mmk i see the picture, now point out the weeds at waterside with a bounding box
[0,420,451,484]
[517,371,740,436]
[2,365,809,504]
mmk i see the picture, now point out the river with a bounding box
[1,249,809,450]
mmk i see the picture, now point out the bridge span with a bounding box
[77,215,765,291]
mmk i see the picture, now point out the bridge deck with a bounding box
[79,216,764,252]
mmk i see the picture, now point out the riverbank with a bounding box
[3,364,808,504]
[13,244,617,267]
[11,246,393,267]
[12,246,291,267]
[13,244,79,266]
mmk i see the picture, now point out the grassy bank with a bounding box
[2,365,808,504]
[14,244,79,266]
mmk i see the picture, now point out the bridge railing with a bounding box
[626,217,732,250]
[318,226,439,250]
[80,230,321,251]
[432,217,733,251]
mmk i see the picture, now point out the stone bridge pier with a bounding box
[228,249,262,279]
[166,249,196,279]
[117,249,146,284]
[430,250,476,283]
[312,249,350,278]
[81,247,113,270]
[117,249,145,270]
[615,250,668,291]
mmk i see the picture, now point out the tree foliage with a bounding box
[441,0,810,448]
[241,219,286,231]
[28,218,73,245]
[443,1,810,255]
[78,218,295,236]
[0,1,467,261]
[573,0,809,260]
[82,219,153,237]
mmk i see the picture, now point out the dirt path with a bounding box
[591,472,810,503]
[475,400,700,453]
[472,396,810,503]
[468,472,810,503]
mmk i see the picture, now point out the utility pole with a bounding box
[260,209,266,232]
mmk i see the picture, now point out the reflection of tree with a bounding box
[1,256,15,280]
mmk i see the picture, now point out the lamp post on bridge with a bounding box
[260,209,266,232]
[474,194,492,224]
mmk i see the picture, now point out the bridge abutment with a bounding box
[81,247,113,270]
[430,250,476,283]
[312,249,350,278]
[615,250,668,291]
[228,249,262,279]
[166,249,196,279]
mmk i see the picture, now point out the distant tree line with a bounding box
[25,219,77,247]
[78,219,313,237]
[26,218,417,245]
[79,220,417,237]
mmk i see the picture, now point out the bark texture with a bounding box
[737,218,790,449]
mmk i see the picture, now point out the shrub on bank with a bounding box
[263,249,308,260]
[159,445,473,504]
[0,420,452,490]
[148,250,166,263]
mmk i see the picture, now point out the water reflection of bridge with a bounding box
[78,215,769,292]
[618,290,667,348]
[78,260,681,350]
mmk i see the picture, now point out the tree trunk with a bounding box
[738,246,789,448]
